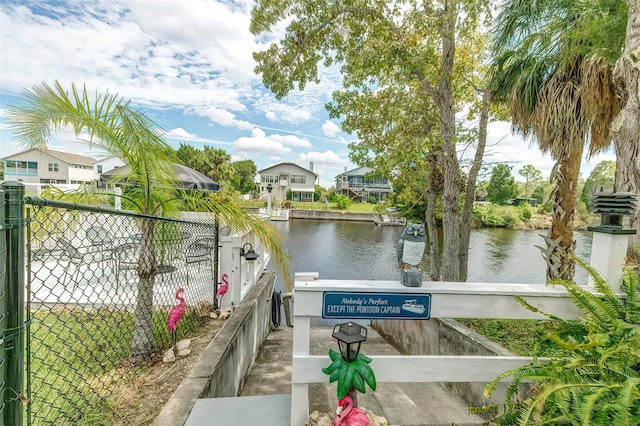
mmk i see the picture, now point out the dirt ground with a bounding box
[113,317,225,426]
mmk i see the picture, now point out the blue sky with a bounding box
[0,0,615,187]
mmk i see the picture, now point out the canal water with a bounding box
[270,219,594,286]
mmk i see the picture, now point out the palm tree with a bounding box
[489,0,625,281]
[8,81,289,362]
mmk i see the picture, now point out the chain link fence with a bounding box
[25,198,218,425]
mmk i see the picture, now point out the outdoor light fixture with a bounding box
[240,242,260,263]
[332,322,368,362]
[267,183,273,193]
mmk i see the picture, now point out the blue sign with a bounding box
[322,292,431,319]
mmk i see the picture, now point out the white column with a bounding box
[218,235,242,307]
[588,231,632,292]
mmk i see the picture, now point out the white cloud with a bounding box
[234,128,292,155]
[321,120,341,137]
[166,127,197,139]
[269,134,312,148]
[298,150,345,167]
[197,106,254,130]
[262,103,312,124]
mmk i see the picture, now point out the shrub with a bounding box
[334,194,352,210]
[480,260,640,425]
[518,204,532,221]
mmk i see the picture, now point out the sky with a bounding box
[0,0,616,188]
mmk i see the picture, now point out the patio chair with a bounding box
[86,225,114,247]
[59,237,113,289]
[86,225,115,266]
[113,242,141,290]
[184,236,216,287]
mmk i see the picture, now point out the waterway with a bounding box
[270,219,594,286]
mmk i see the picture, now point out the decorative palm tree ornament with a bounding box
[323,322,377,425]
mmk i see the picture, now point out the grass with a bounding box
[456,318,585,357]
[27,306,206,425]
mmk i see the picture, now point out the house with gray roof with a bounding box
[257,162,318,202]
[335,166,392,203]
[1,148,95,185]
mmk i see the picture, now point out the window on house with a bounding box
[48,163,59,172]
[290,175,306,184]
[261,174,279,183]
[97,165,103,174]
[5,160,38,174]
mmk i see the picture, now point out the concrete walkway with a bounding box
[237,325,484,426]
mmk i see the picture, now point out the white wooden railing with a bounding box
[290,273,584,426]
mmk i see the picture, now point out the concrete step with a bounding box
[233,326,485,426]
[185,394,290,426]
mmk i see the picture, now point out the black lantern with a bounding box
[267,183,273,193]
[240,243,260,263]
[332,322,367,361]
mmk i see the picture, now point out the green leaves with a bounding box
[322,348,377,399]
[483,261,640,425]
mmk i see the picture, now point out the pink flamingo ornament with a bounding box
[333,395,370,426]
[216,273,229,308]
[167,287,186,355]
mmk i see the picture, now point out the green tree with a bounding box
[489,0,625,281]
[176,143,207,173]
[8,81,289,362]
[202,146,235,186]
[251,0,492,282]
[231,159,257,194]
[518,164,542,198]
[581,160,616,211]
[487,164,518,205]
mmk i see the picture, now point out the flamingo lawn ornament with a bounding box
[333,395,370,426]
[216,273,229,308]
[167,287,186,356]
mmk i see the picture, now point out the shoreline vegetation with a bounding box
[238,200,599,230]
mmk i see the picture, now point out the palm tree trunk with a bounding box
[543,145,583,281]
[612,0,640,259]
[129,219,158,362]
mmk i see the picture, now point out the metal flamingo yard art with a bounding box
[333,395,370,426]
[167,287,186,356]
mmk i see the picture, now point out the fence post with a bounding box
[0,188,6,422]
[2,182,25,426]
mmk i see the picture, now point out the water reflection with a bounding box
[271,220,593,286]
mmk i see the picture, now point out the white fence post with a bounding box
[290,275,584,425]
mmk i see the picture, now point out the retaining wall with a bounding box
[371,318,524,410]
[152,271,276,426]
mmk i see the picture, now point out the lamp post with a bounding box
[266,183,273,216]
[587,192,637,291]
[331,322,368,362]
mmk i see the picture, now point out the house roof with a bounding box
[335,166,373,178]
[2,148,95,166]
[257,162,318,176]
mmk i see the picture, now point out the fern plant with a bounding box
[482,259,640,425]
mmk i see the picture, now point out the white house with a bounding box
[2,148,95,185]
[93,156,126,184]
[257,162,318,202]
